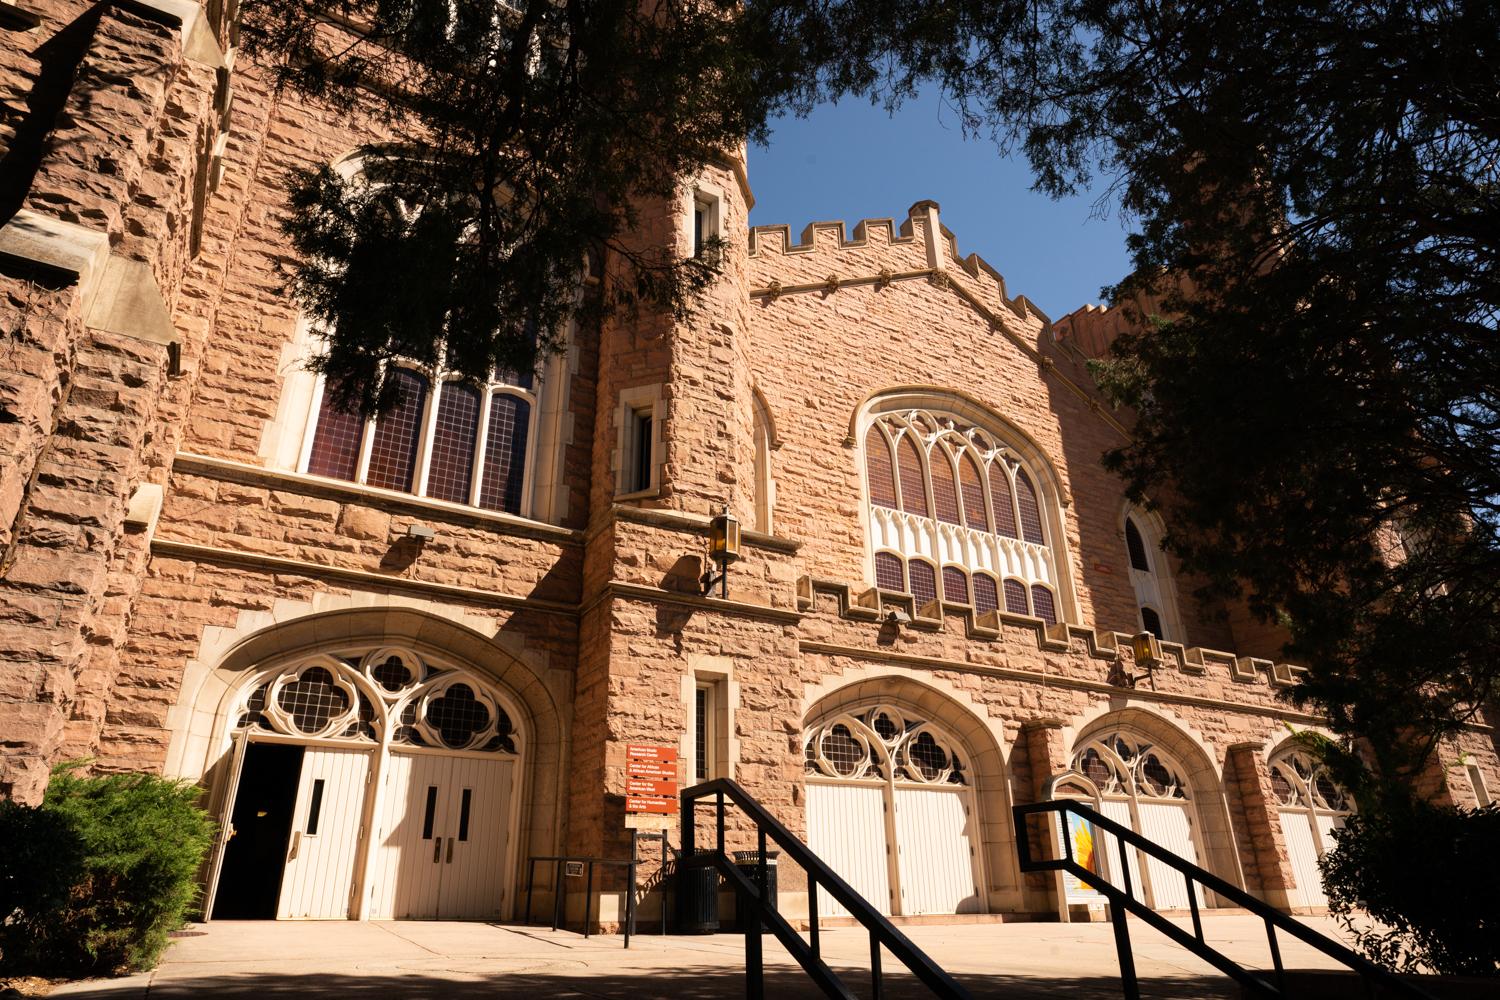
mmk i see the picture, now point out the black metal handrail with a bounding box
[682,777,971,1000]
[1014,799,1437,999]
[522,854,638,947]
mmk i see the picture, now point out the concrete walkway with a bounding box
[52,915,1358,998]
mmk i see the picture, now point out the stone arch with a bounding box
[800,665,1024,911]
[165,598,568,888]
[1062,700,1243,895]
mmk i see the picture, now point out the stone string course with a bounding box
[0,1,1494,928]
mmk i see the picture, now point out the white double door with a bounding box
[1096,798,1205,911]
[369,752,514,920]
[278,747,373,919]
[806,780,981,918]
[1279,809,1343,909]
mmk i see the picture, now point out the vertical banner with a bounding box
[1056,809,1105,902]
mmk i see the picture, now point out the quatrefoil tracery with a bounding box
[235,646,518,755]
[804,705,967,786]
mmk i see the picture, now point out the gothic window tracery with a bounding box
[1071,733,1190,802]
[863,405,1062,623]
[233,647,518,755]
[1269,748,1351,814]
[804,705,967,786]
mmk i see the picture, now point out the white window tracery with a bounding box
[863,405,1063,623]
[235,647,519,755]
[1269,749,1351,814]
[1073,732,1190,802]
[804,705,967,786]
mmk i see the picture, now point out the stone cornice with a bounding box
[149,538,580,617]
[172,453,584,546]
[580,580,802,625]
[600,503,801,553]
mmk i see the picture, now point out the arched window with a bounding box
[1071,731,1204,910]
[862,398,1071,623]
[1268,746,1353,909]
[302,365,537,516]
[1123,510,1182,641]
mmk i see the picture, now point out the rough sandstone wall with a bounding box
[0,2,219,801]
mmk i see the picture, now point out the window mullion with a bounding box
[354,414,377,485]
[412,374,442,499]
[471,388,495,507]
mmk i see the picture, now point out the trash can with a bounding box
[732,850,779,932]
[676,849,720,934]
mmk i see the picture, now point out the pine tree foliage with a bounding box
[242,0,798,413]
[767,0,1500,784]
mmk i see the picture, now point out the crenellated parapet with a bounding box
[795,574,1311,694]
[748,200,1048,327]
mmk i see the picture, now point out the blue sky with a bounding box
[747,90,1134,320]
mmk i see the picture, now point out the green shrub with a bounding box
[1322,798,1500,976]
[0,766,214,977]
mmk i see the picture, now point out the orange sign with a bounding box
[625,745,678,815]
[626,760,677,781]
[626,795,676,814]
[627,744,678,762]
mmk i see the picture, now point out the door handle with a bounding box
[287,831,301,862]
[433,836,443,863]
[446,838,454,864]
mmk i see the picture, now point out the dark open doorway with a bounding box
[212,742,304,919]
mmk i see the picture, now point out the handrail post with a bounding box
[524,857,535,925]
[583,861,594,938]
[745,873,764,1000]
[808,882,820,960]
[716,791,725,856]
[870,934,883,1000]
[626,860,637,949]
[1110,899,1140,1000]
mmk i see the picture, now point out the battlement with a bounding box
[748,200,1048,328]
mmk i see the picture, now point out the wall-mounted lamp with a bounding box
[406,523,436,543]
[701,505,741,598]
[1131,630,1163,669]
[884,607,912,626]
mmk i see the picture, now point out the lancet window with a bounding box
[864,405,1063,623]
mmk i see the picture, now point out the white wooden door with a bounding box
[893,786,981,915]
[370,753,515,919]
[438,757,514,919]
[806,781,891,917]
[370,752,451,919]
[203,732,249,921]
[1137,801,1203,910]
[277,748,372,919]
[1280,809,1326,908]
[1098,799,1144,902]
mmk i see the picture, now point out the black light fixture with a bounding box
[701,505,741,598]
[1131,630,1163,670]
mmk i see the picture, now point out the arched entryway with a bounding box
[1268,743,1353,909]
[801,695,993,917]
[200,638,531,922]
[1062,707,1238,911]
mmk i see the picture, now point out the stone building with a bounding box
[1,0,1495,926]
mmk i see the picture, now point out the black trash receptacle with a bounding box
[731,850,779,932]
[676,849,720,934]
